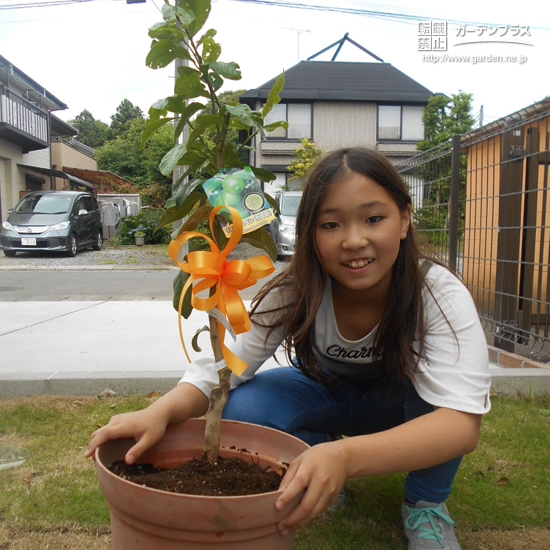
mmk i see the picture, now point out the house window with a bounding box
[378,105,424,141]
[264,103,312,140]
[25,173,44,192]
[378,105,401,140]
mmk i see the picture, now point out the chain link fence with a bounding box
[396,99,550,363]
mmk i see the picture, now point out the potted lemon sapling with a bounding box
[93,1,309,548]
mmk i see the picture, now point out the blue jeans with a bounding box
[222,366,462,504]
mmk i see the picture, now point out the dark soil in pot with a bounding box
[108,454,284,496]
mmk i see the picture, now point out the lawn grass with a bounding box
[1,393,549,549]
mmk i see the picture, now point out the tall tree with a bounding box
[414,92,475,241]
[110,99,144,138]
[96,117,172,205]
[417,92,474,150]
[69,109,111,148]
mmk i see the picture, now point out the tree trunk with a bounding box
[203,308,232,465]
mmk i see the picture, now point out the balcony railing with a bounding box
[0,86,48,146]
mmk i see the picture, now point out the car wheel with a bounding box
[67,234,78,257]
[92,231,103,251]
[3,250,16,257]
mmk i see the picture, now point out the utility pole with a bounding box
[283,27,310,63]
[479,105,484,128]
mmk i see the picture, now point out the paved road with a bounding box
[0,269,277,302]
[0,269,177,301]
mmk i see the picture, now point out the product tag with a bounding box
[202,167,275,237]
[207,308,237,341]
[215,359,228,372]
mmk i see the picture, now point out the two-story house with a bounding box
[239,44,433,194]
[0,54,96,223]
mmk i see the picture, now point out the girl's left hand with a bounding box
[275,441,349,535]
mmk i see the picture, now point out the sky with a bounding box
[0,0,548,129]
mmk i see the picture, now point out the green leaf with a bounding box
[161,3,177,23]
[241,227,277,261]
[192,326,210,352]
[181,204,212,232]
[173,4,196,28]
[156,191,205,228]
[148,21,187,42]
[184,0,212,37]
[148,98,170,119]
[264,120,289,133]
[187,113,223,147]
[251,166,276,183]
[174,66,208,99]
[170,150,205,180]
[263,191,279,214]
[172,271,193,319]
[208,72,224,93]
[208,62,241,81]
[171,162,211,196]
[172,174,208,208]
[225,104,262,129]
[141,117,175,148]
[146,40,191,69]
[171,102,206,141]
[201,37,221,63]
[262,73,285,118]
[160,142,188,176]
[175,99,204,117]
[197,28,217,47]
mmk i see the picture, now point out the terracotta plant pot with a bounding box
[95,418,309,549]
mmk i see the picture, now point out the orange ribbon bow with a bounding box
[168,206,275,375]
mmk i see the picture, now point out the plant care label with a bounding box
[214,359,228,373]
[207,308,237,341]
[203,167,275,237]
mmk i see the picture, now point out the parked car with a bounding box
[0,190,103,257]
[268,191,303,257]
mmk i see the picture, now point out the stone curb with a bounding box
[0,265,177,271]
[0,371,182,400]
[1,367,548,400]
[488,345,550,370]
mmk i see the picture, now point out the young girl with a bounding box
[86,147,491,550]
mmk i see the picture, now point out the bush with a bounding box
[114,209,171,245]
[188,219,212,252]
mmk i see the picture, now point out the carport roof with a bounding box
[18,164,94,191]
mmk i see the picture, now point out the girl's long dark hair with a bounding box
[252,147,431,391]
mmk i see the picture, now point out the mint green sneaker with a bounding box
[401,500,461,549]
[328,488,346,512]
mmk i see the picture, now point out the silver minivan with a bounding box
[268,191,302,257]
[0,191,103,257]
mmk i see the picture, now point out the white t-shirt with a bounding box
[180,263,491,415]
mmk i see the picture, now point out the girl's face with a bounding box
[315,173,411,297]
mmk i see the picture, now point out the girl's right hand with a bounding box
[85,408,167,464]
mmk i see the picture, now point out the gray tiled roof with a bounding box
[240,60,432,104]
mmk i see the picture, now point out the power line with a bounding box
[228,0,550,31]
[0,0,100,9]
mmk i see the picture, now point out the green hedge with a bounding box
[114,209,171,245]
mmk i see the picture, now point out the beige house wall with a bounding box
[313,101,377,151]
[0,139,49,219]
[52,141,97,171]
[256,101,379,171]
[51,142,97,190]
